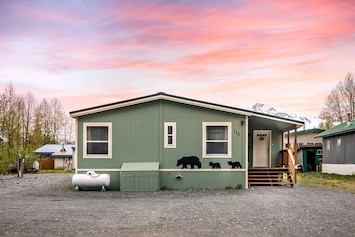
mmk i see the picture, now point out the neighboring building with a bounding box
[315,119,355,175]
[35,144,75,170]
[70,92,304,190]
[285,129,324,172]
[285,128,324,148]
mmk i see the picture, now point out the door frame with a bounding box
[252,130,271,167]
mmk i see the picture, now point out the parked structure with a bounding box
[35,144,75,170]
[70,92,304,190]
[285,129,324,172]
[315,119,355,175]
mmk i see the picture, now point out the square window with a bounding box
[203,122,231,158]
[83,123,112,158]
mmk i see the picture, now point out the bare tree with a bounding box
[51,98,65,143]
[320,73,355,123]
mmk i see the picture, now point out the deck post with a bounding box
[294,126,298,164]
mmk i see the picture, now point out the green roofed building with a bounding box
[315,119,355,175]
[70,92,304,190]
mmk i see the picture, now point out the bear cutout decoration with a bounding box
[209,162,221,169]
[227,161,242,169]
[177,156,201,169]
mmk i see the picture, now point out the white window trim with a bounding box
[83,122,112,158]
[164,122,176,148]
[202,122,232,158]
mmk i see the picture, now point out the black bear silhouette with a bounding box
[227,161,242,169]
[209,162,221,169]
[177,156,201,169]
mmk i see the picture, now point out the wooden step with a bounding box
[248,167,294,187]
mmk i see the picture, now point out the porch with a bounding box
[248,117,300,187]
[248,149,298,187]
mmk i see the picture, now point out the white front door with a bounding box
[253,130,271,167]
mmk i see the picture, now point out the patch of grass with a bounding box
[38,169,72,174]
[298,172,355,193]
[235,184,243,189]
[56,184,75,191]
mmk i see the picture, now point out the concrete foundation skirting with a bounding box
[322,163,355,175]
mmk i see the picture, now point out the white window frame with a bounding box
[164,122,176,148]
[83,122,112,158]
[202,122,232,158]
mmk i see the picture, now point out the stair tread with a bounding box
[248,167,294,187]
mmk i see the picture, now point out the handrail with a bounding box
[287,149,297,183]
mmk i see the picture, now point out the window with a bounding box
[337,138,341,146]
[203,122,231,158]
[164,122,176,148]
[326,140,330,150]
[83,123,112,158]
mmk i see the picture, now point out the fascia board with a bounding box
[70,94,253,117]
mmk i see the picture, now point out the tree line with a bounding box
[320,72,355,128]
[0,83,74,173]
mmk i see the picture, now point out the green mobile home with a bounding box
[70,92,303,190]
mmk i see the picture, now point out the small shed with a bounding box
[315,119,355,175]
[120,162,160,191]
[297,144,323,172]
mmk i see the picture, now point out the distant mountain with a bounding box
[248,103,321,129]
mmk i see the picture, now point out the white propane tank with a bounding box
[72,171,110,191]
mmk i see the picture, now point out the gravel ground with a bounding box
[0,173,354,237]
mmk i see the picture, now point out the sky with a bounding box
[1,0,355,117]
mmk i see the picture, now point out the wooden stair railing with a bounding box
[287,148,297,184]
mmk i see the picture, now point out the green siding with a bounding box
[161,101,246,169]
[76,100,247,189]
[77,102,161,169]
[77,100,246,169]
[160,171,245,190]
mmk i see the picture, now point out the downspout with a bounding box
[245,115,249,189]
[74,117,78,174]
[294,126,298,164]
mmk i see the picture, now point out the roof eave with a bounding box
[70,92,253,118]
[69,92,304,127]
[315,128,355,138]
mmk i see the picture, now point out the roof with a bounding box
[315,120,355,138]
[287,128,325,135]
[121,162,159,171]
[70,92,304,129]
[35,144,75,157]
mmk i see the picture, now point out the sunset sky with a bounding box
[1,0,354,116]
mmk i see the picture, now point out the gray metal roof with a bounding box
[35,144,75,157]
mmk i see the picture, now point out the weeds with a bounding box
[298,172,355,193]
[38,169,72,174]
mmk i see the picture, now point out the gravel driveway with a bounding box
[0,173,354,237]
